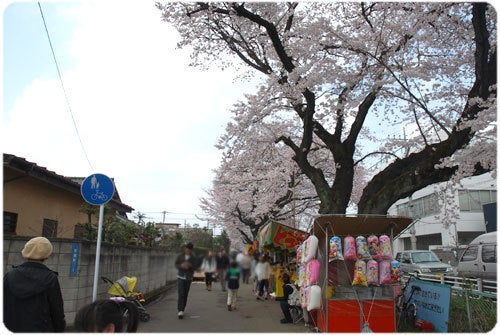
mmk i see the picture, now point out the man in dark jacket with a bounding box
[4,237,66,332]
[174,242,198,319]
[216,248,230,292]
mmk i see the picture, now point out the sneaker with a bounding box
[280,319,292,324]
[178,311,184,319]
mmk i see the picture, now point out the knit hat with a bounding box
[21,237,53,260]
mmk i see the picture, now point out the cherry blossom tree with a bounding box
[200,113,320,242]
[159,3,496,220]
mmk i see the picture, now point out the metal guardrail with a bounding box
[401,273,497,297]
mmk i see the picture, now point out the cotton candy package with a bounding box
[344,235,357,261]
[356,236,370,259]
[329,236,344,261]
[379,235,393,259]
[367,235,381,260]
[366,259,379,285]
[352,260,367,286]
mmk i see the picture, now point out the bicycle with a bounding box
[395,274,421,330]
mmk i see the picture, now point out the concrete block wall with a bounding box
[3,237,177,325]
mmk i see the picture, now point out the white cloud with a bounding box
[2,1,258,223]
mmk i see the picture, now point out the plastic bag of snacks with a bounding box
[300,286,308,308]
[352,260,367,286]
[296,244,303,264]
[356,236,370,259]
[367,235,381,260]
[304,235,319,263]
[329,236,344,261]
[297,265,306,287]
[308,259,320,285]
[307,285,322,311]
[366,259,379,285]
[379,235,393,259]
[390,260,401,283]
[378,260,392,285]
[344,235,357,261]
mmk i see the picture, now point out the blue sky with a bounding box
[3,2,77,113]
[2,0,258,226]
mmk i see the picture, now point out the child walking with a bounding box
[226,261,240,311]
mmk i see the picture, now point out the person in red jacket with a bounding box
[3,237,66,332]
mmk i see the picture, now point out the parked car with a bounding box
[395,250,454,276]
[456,231,497,280]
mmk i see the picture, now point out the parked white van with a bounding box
[456,231,497,280]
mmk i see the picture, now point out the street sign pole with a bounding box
[92,204,105,302]
[81,173,115,302]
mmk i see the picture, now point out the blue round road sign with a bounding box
[81,173,115,205]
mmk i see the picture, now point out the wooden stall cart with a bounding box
[311,215,414,333]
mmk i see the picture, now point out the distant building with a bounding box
[389,172,496,254]
[3,153,134,239]
[156,222,182,236]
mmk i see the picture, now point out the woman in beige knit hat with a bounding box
[3,237,66,332]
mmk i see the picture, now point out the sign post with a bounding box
[406,279,451,332]
[81,173,115,301]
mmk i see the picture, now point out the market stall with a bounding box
[257,220,308,296]
[257,220,308,252]
[308,215,414,333]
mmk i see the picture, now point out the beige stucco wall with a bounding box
[4,170,98,238]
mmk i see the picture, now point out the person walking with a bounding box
[255,254,273,300]
[251,251,260,294]
[175,242,198,319]
[200,250,217,291]
[216,248,230,292]
[239,252,252,284]
[3,236,66,332]
[226,261,241,311]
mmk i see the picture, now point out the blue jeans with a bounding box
[177,278,192,312]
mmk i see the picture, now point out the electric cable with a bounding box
[37,2,94,172]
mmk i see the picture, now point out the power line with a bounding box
[37,2,94,172]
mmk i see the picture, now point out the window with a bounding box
[3,212,18,234]
[401,253,411,264]
[42,219,58,238]
[482,245,496,263]
[411,251,440,263]
[396,193,439,218]
[460,245,478,262]
[459,190,497,212]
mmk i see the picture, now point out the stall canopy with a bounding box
[257,221,308,251]
[311,214,414,237]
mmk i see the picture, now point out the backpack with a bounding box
[286,284,301,306]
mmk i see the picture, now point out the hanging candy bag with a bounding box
[304,235,319,263]
[366,259,379,285]
[391,260,401,283]
[352,260,367,286]
[329,236,344,261]
[379,260,391,285]
[356,235,370,259]
[344,235,357,261]
[296,244,303,264]
[379,235,393,259]
[367,235,381,260]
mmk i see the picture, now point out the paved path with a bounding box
[137,280,310,333]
